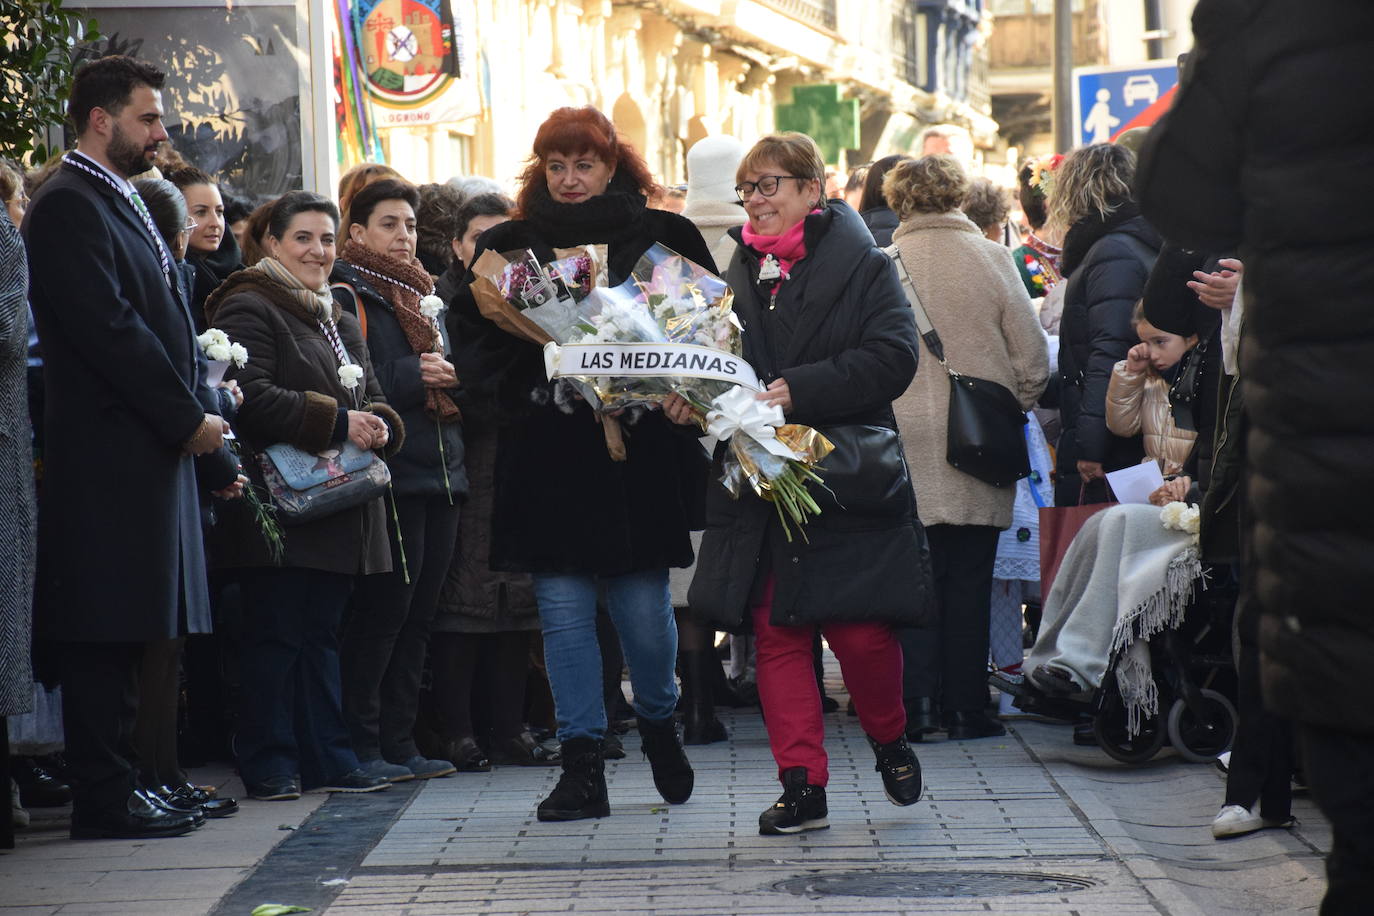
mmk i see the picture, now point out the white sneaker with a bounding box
[1211,803,1294,839]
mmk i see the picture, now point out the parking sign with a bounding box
[1072,61,1180,147]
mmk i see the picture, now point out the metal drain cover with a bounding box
[773,870,1097,899]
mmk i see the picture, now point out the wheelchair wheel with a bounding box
[1093,679,1166,765]
[1166,689,1237,763]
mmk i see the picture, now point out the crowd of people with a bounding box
[0,25,1368,910]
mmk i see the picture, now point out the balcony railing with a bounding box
[756,0,838,33]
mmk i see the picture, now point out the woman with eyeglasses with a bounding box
[448,106,714,822]
[666,133,928,835]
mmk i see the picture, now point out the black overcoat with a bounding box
[688,202,929,631]
[446,181,713,576]
[23,161,211,641]
[1136,0,1374,733]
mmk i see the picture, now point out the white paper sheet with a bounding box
[1106,461,1165,505]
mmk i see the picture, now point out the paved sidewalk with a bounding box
[1,671,1330,915]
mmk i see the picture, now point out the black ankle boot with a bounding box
[637,715,694,804]
[536,737,610,821]
[904,697,940,742]
[679,650,728,745]
[759,767,828,835]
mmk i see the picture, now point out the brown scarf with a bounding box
[340,239,460,422]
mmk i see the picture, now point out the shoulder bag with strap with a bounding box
[885,245,1030,488]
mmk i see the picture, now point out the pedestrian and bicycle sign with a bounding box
[1072,61,1180,147]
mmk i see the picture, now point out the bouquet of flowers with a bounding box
[196,328,284,563]
[545,244,835,541]
[470,244,609,347]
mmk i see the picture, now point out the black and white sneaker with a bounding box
[758,767,828,835]
[868,733,923,806]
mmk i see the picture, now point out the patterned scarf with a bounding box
[252,257,336,319]
[340,239,460,422]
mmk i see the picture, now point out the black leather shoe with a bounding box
[904,697,940,742]
[13,758,73,808]
[602,732,626,760]
[1073,717,1098,746]
[442,737,492,773]
[491,731,561,766]
[160,783,239,818]
[139,787,205,826]
[943,711,1007,740]
[246,776,301,801]
[71,791,199,839]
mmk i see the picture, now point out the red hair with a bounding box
[514,106,660,217]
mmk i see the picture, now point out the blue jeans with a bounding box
[533,569,679,742]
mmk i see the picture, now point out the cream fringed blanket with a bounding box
[1024,503,1203,734]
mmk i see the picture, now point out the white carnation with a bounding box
[338,363,364,389]
[1181,505,1201,536]
[1159,501,1185,529]
[228,342,249,368]
[419,294,446,319]
[205,342,232,362]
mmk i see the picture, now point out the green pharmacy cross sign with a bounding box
[775,84,860,165]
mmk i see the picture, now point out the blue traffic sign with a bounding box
[1072,61,1180,147]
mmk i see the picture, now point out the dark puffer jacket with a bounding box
[688,202,930,631]
[1137,0,1374,733]
[1054,207,1160,504]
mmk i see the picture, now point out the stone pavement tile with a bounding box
[0,908,60,916]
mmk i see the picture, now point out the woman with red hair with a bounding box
[447,106,714,822]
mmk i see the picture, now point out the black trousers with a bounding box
[1224,591,1294,819]
[341,493,461,762]
[900,523,1001,714]
[133,637,186,788]
[1301,723,1374,915]
[58,640,143,813]
[236,568,358,789]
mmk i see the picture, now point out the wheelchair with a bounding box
[994,564,1239,765]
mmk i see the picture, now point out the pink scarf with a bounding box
[741,211,819,280]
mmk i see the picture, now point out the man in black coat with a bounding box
[23,55,227,839]
[1137,3,1374,910]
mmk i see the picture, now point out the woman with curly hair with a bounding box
[1049,144,1160,507]
[884,155,1049,742]
[448,106,713,822]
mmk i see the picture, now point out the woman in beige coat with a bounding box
[885,156,1050,740]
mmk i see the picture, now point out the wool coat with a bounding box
[447,179,713,576]
[688,202,929,631]
[330,259,468,501]
[1105,361,1197,476]
[1055,208,1160,500]
[24,161,212,642]
[0,214,35,715]
[888,210,1050,530]
[204,269,403,575]
[1135,0,1374,732]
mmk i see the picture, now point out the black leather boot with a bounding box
[536,737,610,822]
[637,715,694,804]
[679,650,728,745]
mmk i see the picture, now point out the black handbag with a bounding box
[808,423,914,518]
[886,246,1030,488]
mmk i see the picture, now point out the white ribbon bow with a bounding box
[705,385,797,459]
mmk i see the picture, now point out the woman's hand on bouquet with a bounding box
[347,410,389,451]
[757,378,792,413]
[219,379,244,408]
[1148,475,1192,506]
[662,393,698,426]
[419,352,458,388]
[213,473,249,501]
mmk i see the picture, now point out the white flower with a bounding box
[338,363,364,389]
[205,341,232,362]
[1181,505,1201,536]
[228,342,249,368]
[1159,501,1185,529]
[419,294,446,319]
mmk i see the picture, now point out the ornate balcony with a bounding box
[756,0,837,33]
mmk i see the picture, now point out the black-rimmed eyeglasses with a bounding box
[734,175,807,202]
